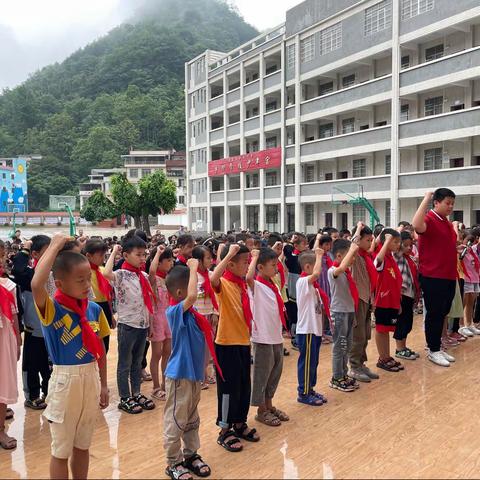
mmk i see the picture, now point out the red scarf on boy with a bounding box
[89,263,112,301]
[300,272,331,321]
[332,262,359,311]
[277,260,286,289]
[0,284,16,331]
[222,270,253,332]
[405,254,420,303]
[169,299,224,381]
[156,270,167,279]
[122,261,155,314]
[54,290,104,362]
[357,249,378,293]
[176,255,188,265]
[255,275,287,330]
[199,269,219,311]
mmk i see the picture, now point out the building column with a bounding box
[280,42,286,232]
[294,34,302,231]
[240,171,246,229]
[185,63,192,230]
[464,195,472,227]
[259,169,265,231]
[223,174,229,230]
[390,0,401,227]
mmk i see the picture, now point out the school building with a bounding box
[185,0,480,233]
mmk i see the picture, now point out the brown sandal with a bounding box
[270,407,289,422]
[376,358,400,372]
[255,411,281,427]
[0,428,17,450]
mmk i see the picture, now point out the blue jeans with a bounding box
[296,334,322,395]
[331,312,354,380]
[117,323,148,399]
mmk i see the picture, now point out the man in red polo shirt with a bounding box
[412,188,458,367]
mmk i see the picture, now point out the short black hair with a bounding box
[257,247,277,266]
[400,231,412,242]
[177,234,195,248]
[134,229,148,242]
[307,234,317,249]
[84,239,108,255]
[192,245,212,262]
[340,229,351,237]
[52,251,89,279]
[298,250,316,270]
[323,227,339,236]
[267,233,283,247]
[398,221,410,228]
[61,240,81,253]
[332,239,351,257]
[292,233,307,245]
[380,228,400,244]
[319,235,333,246]
[433,188,456,203]
[165,265,189,295]
[31,235,51,253]
[351,225,373,238]
[220,243,250,261]
[373,224,385,237]
[122,235,147,253]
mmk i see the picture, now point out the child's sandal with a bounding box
[151,388,166,401]
[270,407,290,421]
[376,358,400,372]
[133,394,155,410]
[233,423,260,442]
[183,453,211,478]
[255,411,281,427]
[5,408,14,420]
[118,397,143,414]
[217,430,243,453]
[165,463,193,480]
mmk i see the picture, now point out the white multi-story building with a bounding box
[186,0,480,233]
[79,168,124,208]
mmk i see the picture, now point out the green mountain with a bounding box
[0,0,258,210]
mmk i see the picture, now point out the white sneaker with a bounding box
[468,326,480,335]
[428,351,450,367]
[458,326,474,337]
[440,350,455,363]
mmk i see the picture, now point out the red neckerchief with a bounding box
[461,259,471,281]
[358,249,378,293]
[277,260,286,289]
[176,255,188,265]
[332,262,359,311]
[222,270,253,332]
[122,261,154,314]
[404,254,420,303]
[199,268,219,311]
[293,249,302,256]
[255,275,287,330]
[300,272,331,321]
[89,262,112,302]
[169,299,224,381]
[32,258,39,269]
[0,282,16,333]
[54,290,104,363]
[156,270,167,279]
[325,255,334,269]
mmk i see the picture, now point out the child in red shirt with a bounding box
[373,229,403,372]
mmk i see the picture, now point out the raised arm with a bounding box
[103,244,121,281]
[210,244,241,289]
[183,258,199,312]
[31,234,68,316]
[412,191,433,234]
[149,245,165,286]
[352,221,364,243]
[246,249,260,290]
[313,233,322,250]
[333,242,359,277]
[374,234,392,266]
[307,248,324,284]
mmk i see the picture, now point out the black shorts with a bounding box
[394,296,414,340]
[375,307,399,333]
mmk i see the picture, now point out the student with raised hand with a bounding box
[31,233,109,480]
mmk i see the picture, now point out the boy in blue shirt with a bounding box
[31,234,109,479]
[164,259,213,480]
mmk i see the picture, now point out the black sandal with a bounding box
[118,397,143,414]
[217,430,243,452]
[133,394,155,410]
[6,408,14,420]
[233,423,260,442]
[376,358,400,372]
[183,453,211,478]
[165,463,192,480]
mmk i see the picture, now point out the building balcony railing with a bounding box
[124,158,166,166]
[301,75,392,119]
[244,188,260,201]
[264,70,282,90]
[209,95,224,111]
[227,122,241,137]
[400,46,480,93]
[264,109,282,127]
[210,127,224,143]
[227,88,241,104]
[244,116,260,133]
[244,80,260,98]
[210,191,225,203]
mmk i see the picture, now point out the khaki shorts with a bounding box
[43,362,100,459]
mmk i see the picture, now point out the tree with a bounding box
[80,190,118,222]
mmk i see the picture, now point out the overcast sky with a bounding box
[0,0,299,91]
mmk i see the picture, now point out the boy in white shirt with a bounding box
[296,248,326,406]
[247,248,289,427]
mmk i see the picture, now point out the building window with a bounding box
[425,96,443,116]
[385,154,391,174]
[353,204,366,225]
[266,137,278,149]
[401,0,434,20]
[305,204,315,226]
[319,81,334,96]
[401,55,410,69]
[342,74,355,88]
[178,196,185,205]
[141,168,151,177]
[287,44,296,70]
[342,118,355,134]
[425,44,444,61]
[246,173,259,188]
[353,158,366,178]
[319,123,334,138]
[424,148,443,170]
[229,175,241,189]
[266,171,278,186]
[300,34,315,63]
[305,165,315,183]
[129,168,138,178]
[364,0,391,36]
[266,205,279,225]
[400,104,410,122]
[286,166,295,184]
[325,173,333,181]
[385,200,391,226]
[265,101,278,113]
[319,22,342,55]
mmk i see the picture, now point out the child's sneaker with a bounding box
[395,349,416,360]
[458,326,474,337]
[329,377,355,392]
[345,376,360,389]
[406,348,420,358]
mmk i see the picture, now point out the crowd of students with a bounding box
[0,187,480,479]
